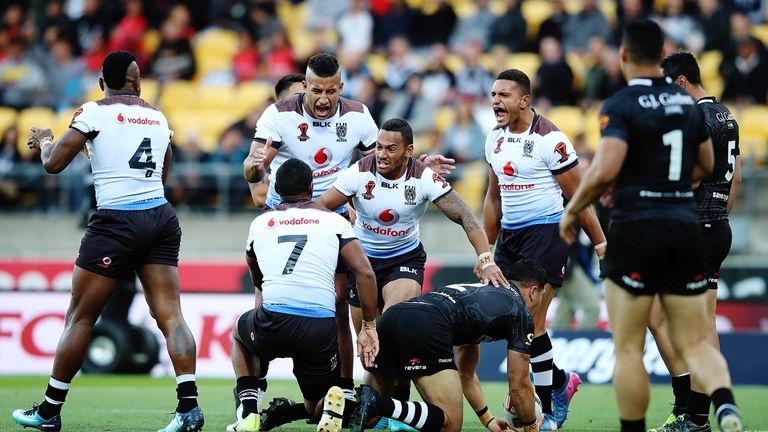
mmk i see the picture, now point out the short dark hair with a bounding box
[622,19,664,65]
[307,53,340,78]
[102,50,137,90]
[275,158,312,198]
[275,73,305,99]
[381,118,413,145]
[496,69,531,96]
[506,259,547,290]
[660,52,702,85]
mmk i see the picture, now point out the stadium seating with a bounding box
[738,105,768,160]
[0,107,17,135]
[546,105,585,141]
[507,52,540,79]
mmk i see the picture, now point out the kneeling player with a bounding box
[228,159,379,432]
[350,260,547,432]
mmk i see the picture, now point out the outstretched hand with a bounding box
[356,327,379,368]
[480,264,509,288]
[487,416,512,432]
[27,128,53,151]
[247,136,273,170]
[419,153,456,175]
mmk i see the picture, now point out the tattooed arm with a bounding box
[434,191,508,287]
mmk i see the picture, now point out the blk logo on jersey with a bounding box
[298,122,309,141]
[555,142,569,163]
[336,122,347,142]
[363,181,375,200]
[310,147,333,168]
[376,209,400,226]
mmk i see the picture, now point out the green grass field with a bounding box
[1,376,766,431]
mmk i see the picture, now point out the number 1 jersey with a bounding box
[70,96,171,209]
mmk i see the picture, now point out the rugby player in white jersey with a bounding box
[229,158,379,432]
[12,51,203,432]
[483,69,606,430]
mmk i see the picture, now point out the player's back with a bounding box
[415,283,533,348]
[246,201,356,318]
[696,97,739,222]
[71,95,171,209]
[600,77,709,222]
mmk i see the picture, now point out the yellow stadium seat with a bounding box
[698,51,722,82]
[738,105,768,160]
[445,53,465,73]
[584,108,602,152]
[521,0,552,38]
[52,109,76,138]
[545,106,584,141]
[193,28,239,59]
[566,52,586,93]
[195,85,237,110]
[752,24,768,46]
[0,107,17,134]
[141,29,161,58]
[16,107,55,154]
[451,161,488,213]
[366,54,388,84]
[159,80,197,112]
[453,0,477,18]
[139,78,160,105]
[236,81,274,115]
[507,53,540,78]
[435,107,457,133]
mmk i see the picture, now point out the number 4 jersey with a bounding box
[245,201,357,318]
[70,96,171,210]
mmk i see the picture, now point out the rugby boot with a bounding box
[718,409,743,432]
[157,405,204,432]
[552,371,582,428]
[388,419,418,431]
[260,397,303,431]
[12,404,61,431]
[317,386,345,432]
[227,412,260,432]
[350,385,380,432]
[648,414,713,432]
[540,412,559,431]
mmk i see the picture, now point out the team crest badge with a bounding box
[554,142,569,163]
[493,136,503,153]
[363,180,375,200]
[336,122,348,142]
[432,173,449,189]
[297,122,309,141]
[404,185,416,205]
[523,141,534,157]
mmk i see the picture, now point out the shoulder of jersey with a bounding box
[338,97,366,117]
[273,94,303,114]
[93,95,160,111]
[531,114,563,138]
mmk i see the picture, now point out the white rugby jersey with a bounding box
[333,155,451,258]
[254,94,379,211]
[245,201,356,318]
[70,95,171,210]
[484,113,578,229]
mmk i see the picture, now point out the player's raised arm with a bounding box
[28,127,88,174]
[340,238,379,367]
[243,136,274,183]
[483,167,503,245]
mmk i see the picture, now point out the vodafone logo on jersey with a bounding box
[499,161,535,191]
[502,161,516,178]
[271,217,320,226]
[267,218,276,229]
[117,113,161,126]
[376,209,400,226]
[361,221,409,237]
[310,147,333,168]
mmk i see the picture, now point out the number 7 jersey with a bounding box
[70,96,171,209]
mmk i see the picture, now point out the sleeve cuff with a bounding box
[551,159,579,175]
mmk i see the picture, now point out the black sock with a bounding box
[711,388,739,425]
[671,374,690,416]
[38,378,70,419]
[687,390,711,426]
[338,377,354,391]
[531,334,554,414]
[393,383,411,401]
[286,400,309,421]
[377,397,444,432]
[236,376,266,417]
[176,381,199,413]
[552,363,567,390]
[620,418,645,432]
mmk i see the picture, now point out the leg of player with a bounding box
[12,266,117,431]
[335,273,355,398]
[660,293,742,432]
[228,329,266,432]
[683,289,721,427]
[530,283,564,430]
[138,264,204,432]
[647,294,691,430]
[604,279,655,432]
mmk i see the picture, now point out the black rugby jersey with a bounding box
[412,283,534,354]
[600,77,710,222]
[695,97,739,222]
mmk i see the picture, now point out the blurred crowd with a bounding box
[1,0,767,213]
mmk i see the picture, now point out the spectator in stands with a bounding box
[247,2,283,43]
[148,17,196,82]
[410,0,457,48]
[420,43,456,105]
[614,0,650,46]
[107,0,147,64]
[339,49,373,99]
[262,31,296,81]
[212,127,251,209]
[372,0,415,48]
[655,0,705,54]
[0,37,47,109]
[538,0,570,46]
[698,0,732,53]
[72,0,110,57]
[563,0,612,55]
[167,3,196,41]
[732,0,768,24]
[337,0,373,55]
[384,35,420,90]
[449,0,494,51]
[306,0,349,31]
[173,131,214,210]
[36,0,74,44]
[583,44,625,108]
[232,28,260,83]
[534,37,576,109]
[721,36,768,104]
[380,73,436,134]
[42,37,83,110]
[489,0,527,53]
[440,98,485,164]
[454,40,494,100]
[1,3,24,41]
[353,75,385,124]
[0,125,22,209]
